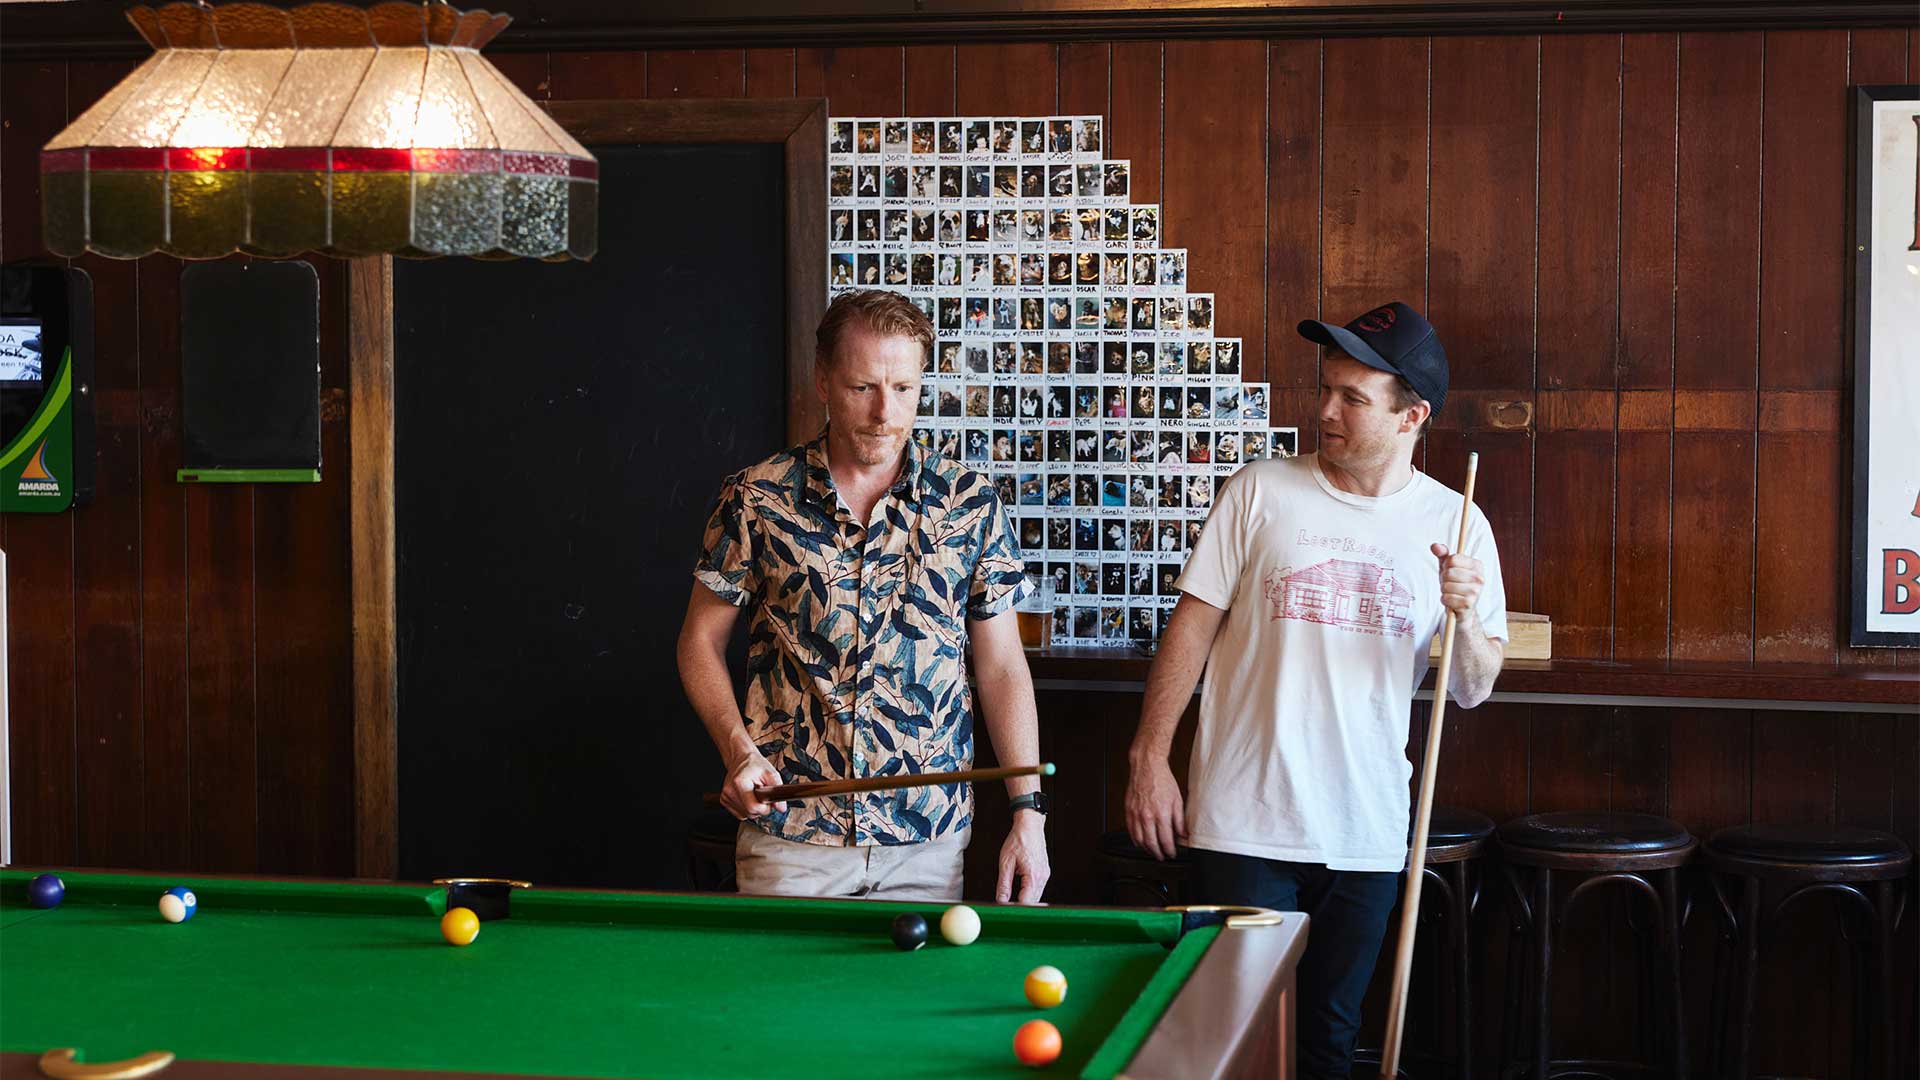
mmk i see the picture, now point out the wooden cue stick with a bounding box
[1380,451,1479,1079]
[702,763,1055,806]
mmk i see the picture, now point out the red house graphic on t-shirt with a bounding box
[1262,558,1415,638]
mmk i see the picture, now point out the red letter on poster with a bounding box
[1884,548,1920,614]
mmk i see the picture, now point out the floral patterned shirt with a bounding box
[695,432,1032,846]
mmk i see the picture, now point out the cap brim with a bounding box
[1296,318,1398,377]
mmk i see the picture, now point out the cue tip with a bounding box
[1040,763,1056,776]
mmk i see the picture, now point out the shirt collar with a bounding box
[801,429,924,513]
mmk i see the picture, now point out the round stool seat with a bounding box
[1424,806,1495,865]
[1709,824,1911,865]
[1706,824,1913,883]
[1501,811,1690,853]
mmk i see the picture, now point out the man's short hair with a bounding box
[1385,376,1433,438]
[815,290,934,369]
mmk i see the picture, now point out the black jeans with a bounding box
[1192,849,1401,1080]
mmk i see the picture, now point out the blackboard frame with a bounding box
[346,98,827,877]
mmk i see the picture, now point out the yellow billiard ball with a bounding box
[1023,964,1067,1008]
[440,907,480,946]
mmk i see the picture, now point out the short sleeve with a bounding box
[965,483,1034,621]
[1175,463,1252,610]
[693,473,759,607]
[1466,506,1509,643]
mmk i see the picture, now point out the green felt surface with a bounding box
[0,872,1215,1079]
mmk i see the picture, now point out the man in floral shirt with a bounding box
[678,290,1049,903]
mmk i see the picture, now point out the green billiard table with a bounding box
[0,870,1304,1080]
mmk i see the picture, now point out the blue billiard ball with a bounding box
[158,886,197,923]
[27,874,64,909]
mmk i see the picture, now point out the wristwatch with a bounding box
[1009,791,1050,816]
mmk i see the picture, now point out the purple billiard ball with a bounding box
[27,873,64,909]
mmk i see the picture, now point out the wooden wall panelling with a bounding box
[550,51,648,99]
[1616,34,1679,397]
[1670,34,1762,663]
[1107,43,1161,205]
[134,256,193,870]
[745,48,795,98]
[253,259,354,876]
[1757,391,1844,662]
[648,49,746,97]
[1427,36,1536,392]
[1265,39,1321,395]
[797,46,903,115]
[956,43,1057,115]
[1613,35,1678,661]
[65,60,144,870]
[0,60,57,260]
[72,250,145,869]
[1162,41,1268,373]
[1539,35,1623,391]
[183,404,258,872]
[903,45,955,113]
[1537,393,1616,658]
[488,52,549,100]
[1755,32,1849,664]
[1055,42,1105,116]
[1321,38,1429,342]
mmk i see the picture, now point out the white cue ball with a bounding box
[940,904,981,946]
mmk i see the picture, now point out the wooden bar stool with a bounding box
[1093,830,1195,906]
[1497,811,1696,1080]
[1356,805,1497,1080]
[1703,824,1912,1080]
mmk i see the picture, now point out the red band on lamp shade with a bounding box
[568,158,598,180]
[331,147,417,172]
[89,148,168,170]
[250,147,331,171]
[168,147,249,171]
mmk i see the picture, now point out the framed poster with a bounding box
[1851,85,1920,647]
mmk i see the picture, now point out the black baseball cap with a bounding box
[1296,301,1448,417]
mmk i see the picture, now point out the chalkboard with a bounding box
[394,144,786,888]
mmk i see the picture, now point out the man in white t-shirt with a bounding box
[1124,301,1508,1078]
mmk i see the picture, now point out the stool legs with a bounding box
[1656,868,1688,1078]
[1529,867,1553,1080]
[1449,859,1475,1080]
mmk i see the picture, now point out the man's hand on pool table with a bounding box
[721,749,787,819]
[996,812,1051,903]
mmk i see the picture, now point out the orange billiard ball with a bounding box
[440,907,480,946]
[1013,1019,1061,1067]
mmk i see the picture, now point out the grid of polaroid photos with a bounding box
[828,115,1299,647]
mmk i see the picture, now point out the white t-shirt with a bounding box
[1176,453,1509,872]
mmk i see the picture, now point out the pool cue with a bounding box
[1380,451,1479,1079]
[703,763,1055,806]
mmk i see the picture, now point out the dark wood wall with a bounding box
[3,24,1916,1075]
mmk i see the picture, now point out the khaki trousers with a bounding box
[734,822,970,902]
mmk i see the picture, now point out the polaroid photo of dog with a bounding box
[1157,296,1187,333]
[1272,427,1299,458]
[1076,117,1103,154]
[830,121,854,155]
[1213,385,1241,423]
[855,120,881,154]
[883,119,909,153]
[1214,339,1242,377]
[1132,206,1159,245]
[1241,383,1270,422]
[1103,160,1129,199]
[829,252,854,287]
[1049,118,1075,157]
[1187,294,1214,334]
[1159,249,1187,287]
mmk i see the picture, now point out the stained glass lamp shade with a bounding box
[39,1,597,261]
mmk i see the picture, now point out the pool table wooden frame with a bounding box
[1,871,1306,1080]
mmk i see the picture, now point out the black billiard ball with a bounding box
[890,913,929,951]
